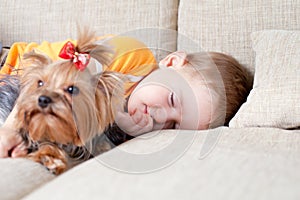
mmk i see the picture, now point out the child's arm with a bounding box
[0,105,27,158]
[115,109,154,137]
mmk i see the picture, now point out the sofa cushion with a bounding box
[229,30,299,129]
[22,127,300,200]
[177,0,300,74]
[0,0,179,61]
[0,158,54,200]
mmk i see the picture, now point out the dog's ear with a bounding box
[93,71,126,130]
[22,50,52,69]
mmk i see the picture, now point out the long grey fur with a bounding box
[0,75,20,126]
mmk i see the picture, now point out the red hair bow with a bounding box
[59,41,90,71]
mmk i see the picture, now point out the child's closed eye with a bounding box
[168,92,176,107]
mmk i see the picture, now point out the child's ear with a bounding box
[159,51,187,68]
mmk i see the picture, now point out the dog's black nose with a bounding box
[38,95,52,108]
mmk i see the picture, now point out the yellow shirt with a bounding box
[1,35,157,96]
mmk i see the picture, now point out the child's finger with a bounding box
[136,113,150,127]
[115,111,154,136]
[131,109,144,124]
[139,114,154,132]
[115,111,134,127]
[127,115,154,137]
[131,109,152,127]
[11,143,28,158]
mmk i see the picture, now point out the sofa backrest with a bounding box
[177,0,300,74]
[1,0,299,73]
[0,0,179,60]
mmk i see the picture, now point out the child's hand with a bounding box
[115,109,154,136]
[0,127,27,158]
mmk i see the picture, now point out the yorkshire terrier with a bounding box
[0,28,126,175]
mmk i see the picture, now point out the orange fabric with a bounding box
[1,39,77,74]
[108,36,157,95]
[1,35,157,96]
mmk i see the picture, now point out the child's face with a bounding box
[127,66,214,131]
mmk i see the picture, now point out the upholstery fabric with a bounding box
[23,127,300,200]
[0,158,54,200]
[0,1,300,200]
[229,30,300,128]
[177,0,300,74]
[0,0,179,61]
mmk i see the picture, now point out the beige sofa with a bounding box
[0,0,299,199]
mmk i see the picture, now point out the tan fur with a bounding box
[27,143,68,175]
[15,28,125,175]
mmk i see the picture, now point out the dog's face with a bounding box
[16,52,125,146]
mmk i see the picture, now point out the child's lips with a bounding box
[129,105,149,115]
[144,105,148,114]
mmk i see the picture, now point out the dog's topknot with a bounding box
[76,26,114,68]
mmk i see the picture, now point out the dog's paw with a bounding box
[28,144,68,175]
[40,155,67,175]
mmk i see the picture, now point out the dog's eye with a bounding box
[65,86,80,95]
[38,80,44,87]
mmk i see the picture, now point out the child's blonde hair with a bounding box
[186,52,250,126]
